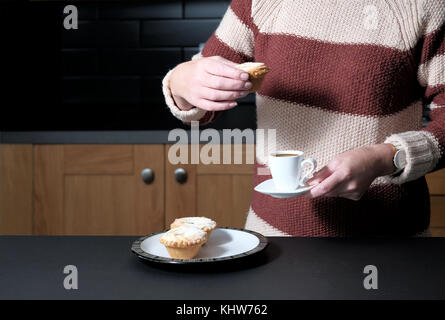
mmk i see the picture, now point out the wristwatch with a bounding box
[389,142,407,174]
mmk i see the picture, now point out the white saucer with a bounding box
[254,179,314,198]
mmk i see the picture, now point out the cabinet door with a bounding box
[426,169,445,237]
[33,144,164,235]
[0,144,33,234]
[165,144,254,228]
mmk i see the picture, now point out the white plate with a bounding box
[254,179,314,198]
[131,227,268,264]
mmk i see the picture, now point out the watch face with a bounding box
[394,150,407,169]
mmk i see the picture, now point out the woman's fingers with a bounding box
[306,170,344,198]
[195,98,238,111]
[205,74,252,91]
[306,166,334,186]
[172,56,253,112]
[203,58,249,80]
[199,87,249,101]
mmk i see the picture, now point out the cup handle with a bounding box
[299,158,317,186]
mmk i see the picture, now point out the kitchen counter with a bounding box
[0,236,444,299]
[0,130,255,144]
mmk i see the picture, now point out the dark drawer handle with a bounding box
[141,168,154,184]
[174,168,187,184]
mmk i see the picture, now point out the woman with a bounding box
[162,0,445,236]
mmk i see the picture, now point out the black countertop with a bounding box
[1,236,444,300]
[0,130,256,144]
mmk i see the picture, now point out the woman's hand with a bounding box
[305,144,396,200]
[169,56,252,111]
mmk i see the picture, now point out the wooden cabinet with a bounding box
[0,144,33,234]
[0,143,254,235]
[426,170,445,237]
[33,145,164,235]
[165,144,254,229]
[1,143,445,236]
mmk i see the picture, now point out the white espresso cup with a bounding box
[268,150,317,191]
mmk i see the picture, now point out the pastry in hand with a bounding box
[235,62,270,93]
[160,225,207,259]
[170,217,217,240]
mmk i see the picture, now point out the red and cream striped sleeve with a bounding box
[162,0,255,126]
[383,0,445,184]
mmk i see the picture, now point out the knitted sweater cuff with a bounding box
[162,69,208,123]
[382,131,438,184]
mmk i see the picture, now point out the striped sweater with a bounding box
[163,0,445,236]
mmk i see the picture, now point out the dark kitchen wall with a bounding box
[59,0,256,131]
